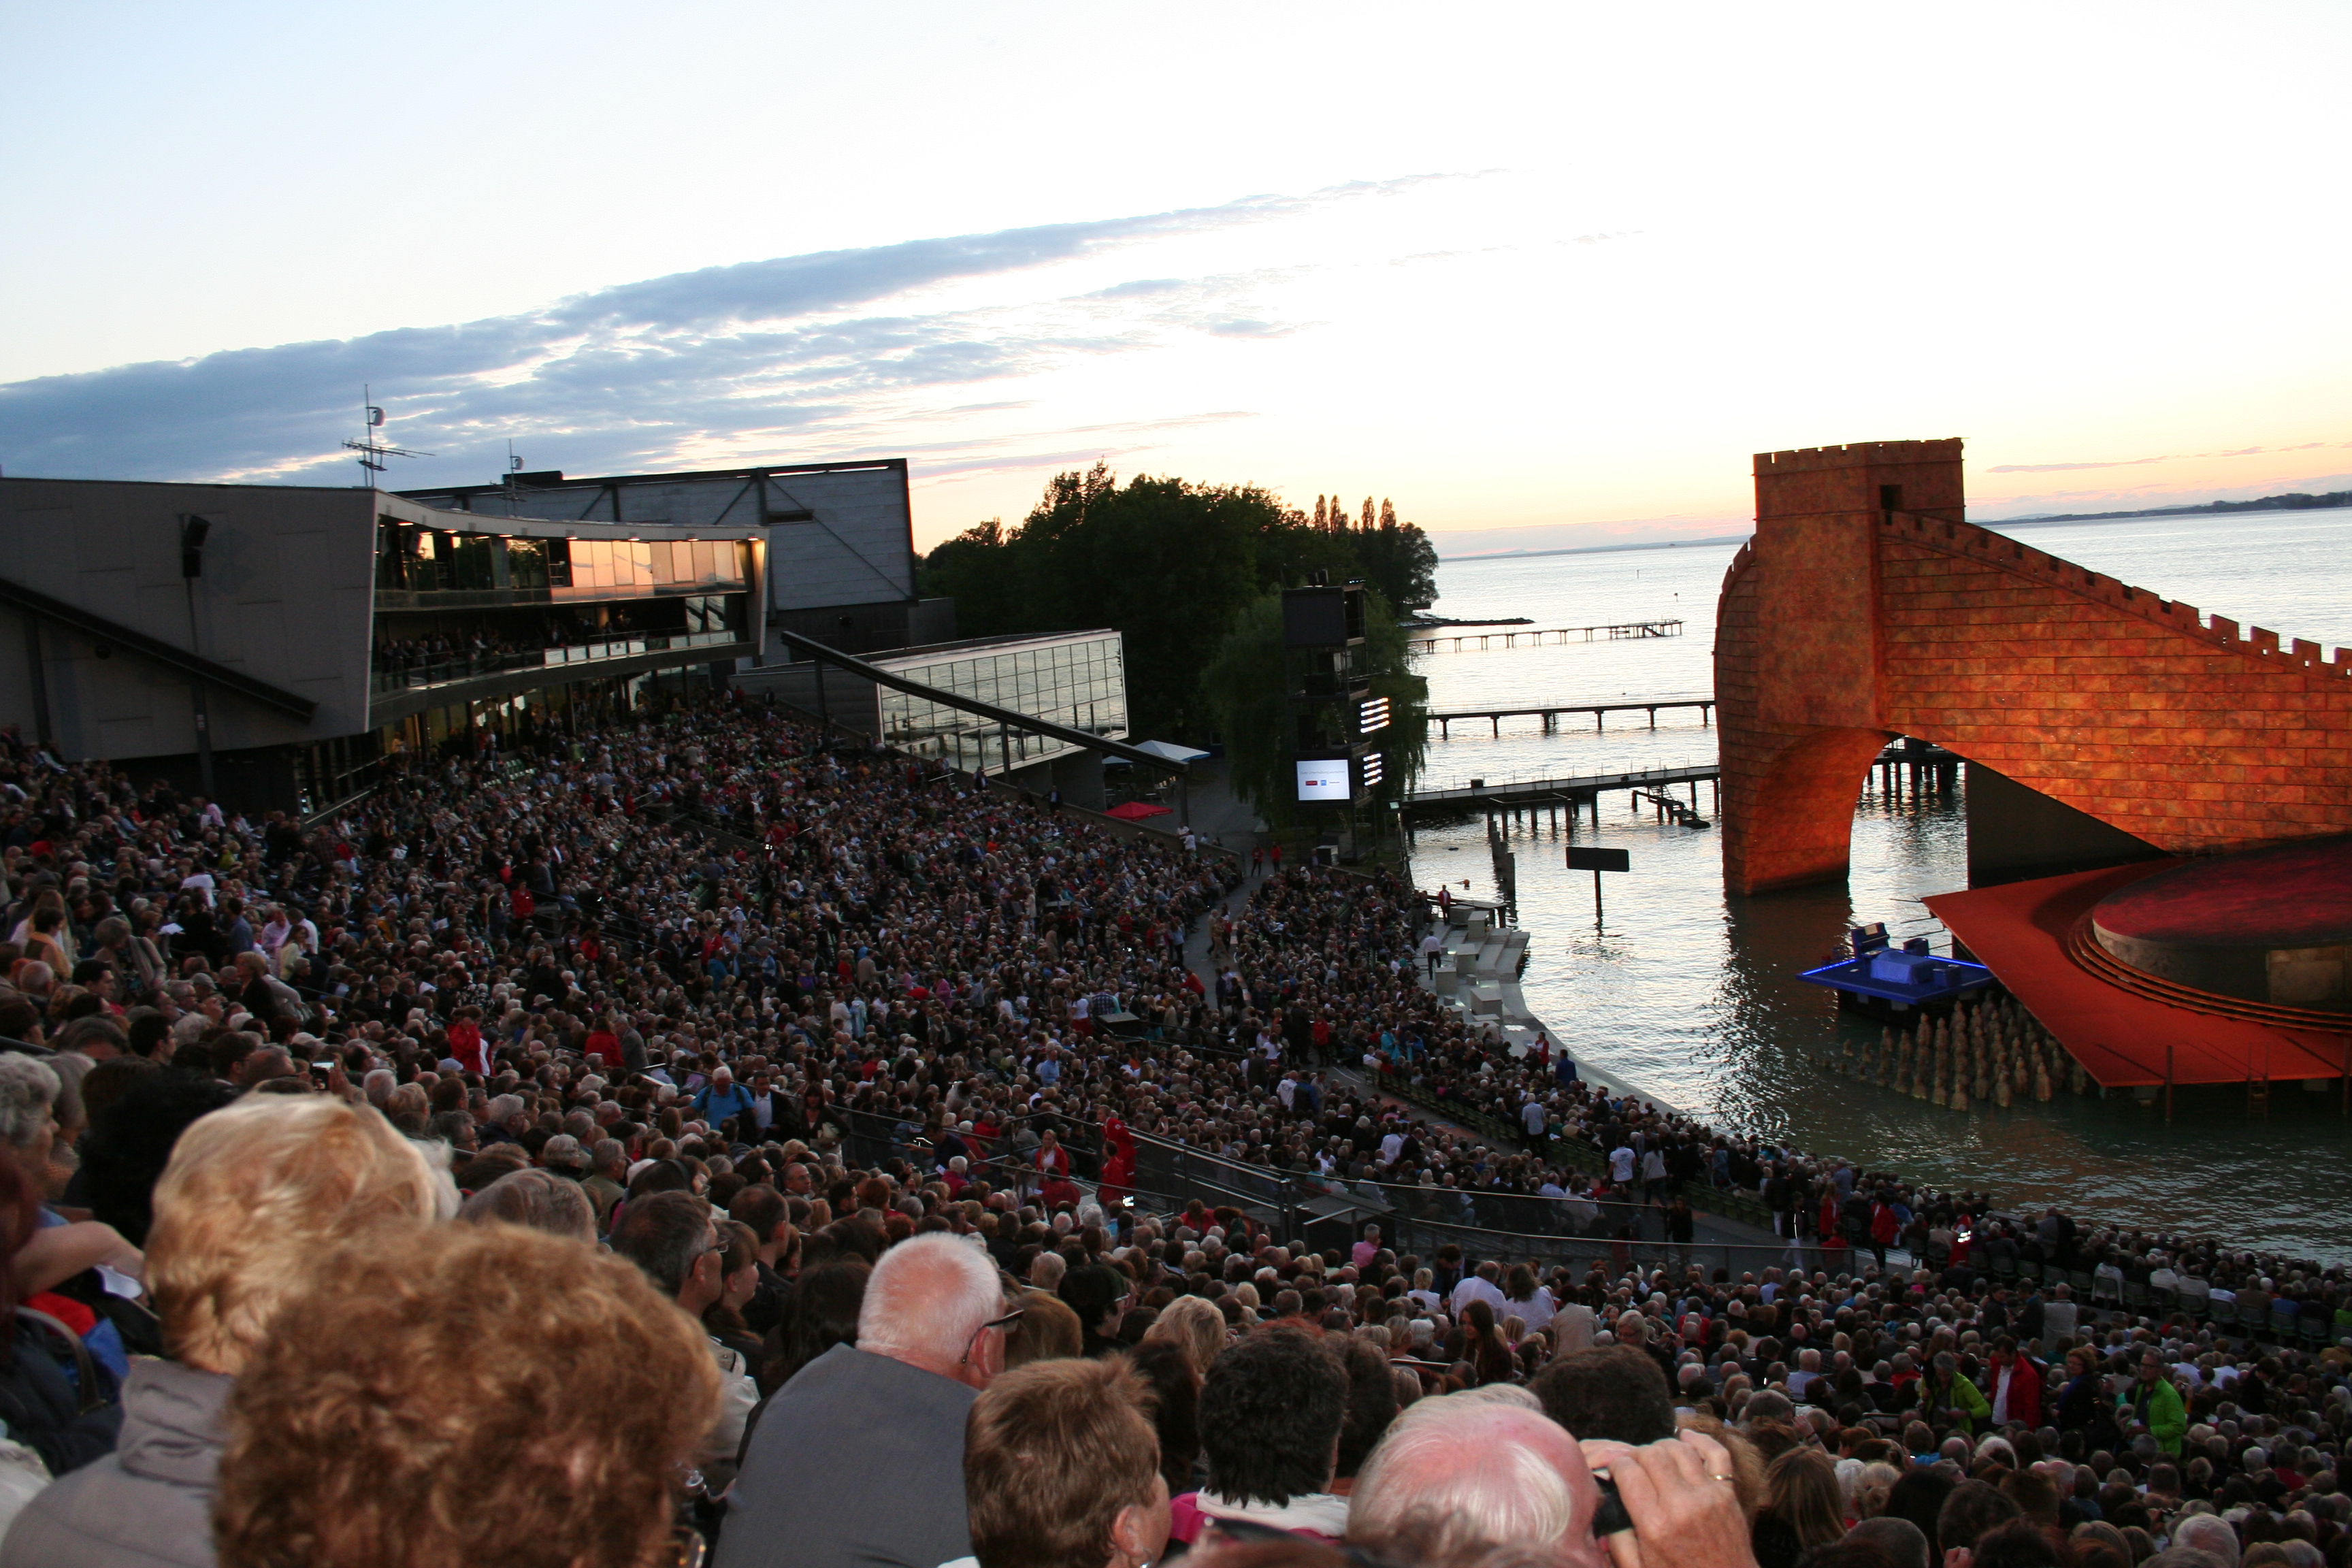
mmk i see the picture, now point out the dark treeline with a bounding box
[919,463,1439,740]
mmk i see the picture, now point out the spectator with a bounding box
[1173,1324,1350,1547]
[209,1220,716,1568]
[1752,1446,1844,1568]
[1004,1292,1083,1368]
[1346,1388,1606,1563]
[761,1256,869,1391]
[0,1148,122,1477]
[953,1357,1169,1568]
[1128,1339,1203,1499]
[1935,1480,2022,1566]
[2169,1514,2241,1567]
[1846,1516,1933,1568]
[1532,1344,1679,1445]
[457,1166,596,1243]
[608,1189,757,1482]
[719,1232,1011,1568]
[5,1095,440,1566]
[1330,1337,1399,1492]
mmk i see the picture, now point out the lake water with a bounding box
[1402,508,2352,1260]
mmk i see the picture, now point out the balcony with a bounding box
[371,630,746,695]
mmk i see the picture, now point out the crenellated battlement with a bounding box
[1718,440,2352,896]
[1881,509,2352,676]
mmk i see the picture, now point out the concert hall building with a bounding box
[0,472,772,813]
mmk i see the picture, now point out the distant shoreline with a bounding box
[1437,532,1751,564]
[1986,493,2352,527]
[1435,495,2352,561]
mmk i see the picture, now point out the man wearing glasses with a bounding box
[719,1235,1019,1568]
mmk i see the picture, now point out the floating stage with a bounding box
[1923,839,2352,1089]
[1799,925,1995,1020]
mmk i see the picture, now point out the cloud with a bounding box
[0,180,1433,487]
[1987,440,2349,474]
[1989,456,2170,473]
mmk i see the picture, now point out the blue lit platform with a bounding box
[1799,924,1993,1017]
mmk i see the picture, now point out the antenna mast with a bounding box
[342,385,434,483]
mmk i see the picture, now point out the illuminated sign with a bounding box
[1357,696,1392,735]
[1360,751,1386,787]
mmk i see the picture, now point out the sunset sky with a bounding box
[3,3,2346,553]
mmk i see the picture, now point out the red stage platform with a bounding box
[1923,864,2352,1089]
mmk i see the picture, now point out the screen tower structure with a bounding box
[1282,575,1388,855]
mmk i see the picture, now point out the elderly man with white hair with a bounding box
[1348,1389,1758,1567]
[717,1232,1014,1568]
[2168,1512,2240,1567]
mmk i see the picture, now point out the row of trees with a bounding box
[917,463,1437,823]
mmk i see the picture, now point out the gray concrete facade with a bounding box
[1,476,377,760]
[0,476,768,782]
[399,459,919,652]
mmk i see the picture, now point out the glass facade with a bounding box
[370,516,757,696]
[875,631,1126,774]
[374,521,749,603]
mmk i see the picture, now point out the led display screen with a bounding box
[1295,758,1352,800]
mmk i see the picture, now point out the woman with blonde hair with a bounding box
[2,1095,440,1566]
[1142,1294,1228,1376]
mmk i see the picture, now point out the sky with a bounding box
[3,3,2347,554]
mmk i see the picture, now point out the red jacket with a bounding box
[447,1018,488,1076]
[1990,1355,2044,1427]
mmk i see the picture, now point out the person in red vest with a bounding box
[446,1005,489,1076]
[1099,1115,1137,1209]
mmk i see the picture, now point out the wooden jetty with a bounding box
[1403,762,1719,821]
[1405,619,1683,653]
[1430,696,1714,737]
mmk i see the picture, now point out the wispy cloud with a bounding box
[1987,440,2349,474]
[0,180,1439,486]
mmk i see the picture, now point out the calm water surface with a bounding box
[1403,508,2352,1259]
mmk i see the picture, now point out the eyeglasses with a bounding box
[961,1306,1026,1366]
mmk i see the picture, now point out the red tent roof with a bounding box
[1103,800,1173,821]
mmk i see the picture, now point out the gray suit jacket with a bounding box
[714,1343,977,1568]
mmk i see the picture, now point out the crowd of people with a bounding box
[0,698,2343,1567]
[373,607,720,687]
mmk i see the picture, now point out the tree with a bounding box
[1351,512,1440,611]
[916,466,1441,738]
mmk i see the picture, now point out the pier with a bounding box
[1872,737,1961,800]
[1405,619,1683,653]
[1403,761,1719,821]
[1431,695,1713,737]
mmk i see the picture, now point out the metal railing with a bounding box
[371,631,745,693]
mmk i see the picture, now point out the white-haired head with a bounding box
[858,1233,1007,1387]
[2172,1512,2240,1568]
[1348,1392,1604,1566]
